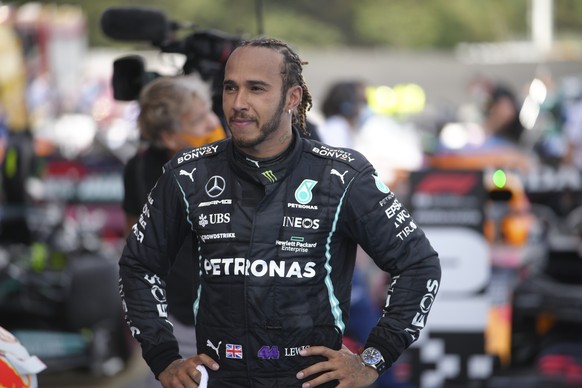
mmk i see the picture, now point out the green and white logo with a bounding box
[262,170,277,183]
[373,174,390,194]
[295,179,318,204]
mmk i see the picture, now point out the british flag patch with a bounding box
[226,344,243,359]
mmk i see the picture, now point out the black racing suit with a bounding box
[118,129,441,387]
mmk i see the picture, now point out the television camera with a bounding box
[100,6,242,106]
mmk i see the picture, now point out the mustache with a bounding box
[229,114,256,122]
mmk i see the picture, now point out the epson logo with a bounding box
[282,216,320,229]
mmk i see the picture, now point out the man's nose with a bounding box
[232,90,249,111]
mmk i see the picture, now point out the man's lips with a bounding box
[229,117,256,127]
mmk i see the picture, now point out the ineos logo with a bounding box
[205,176,226,198]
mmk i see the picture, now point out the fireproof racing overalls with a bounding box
[118,129,441,387]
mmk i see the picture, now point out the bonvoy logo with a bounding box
[177,145,219,164]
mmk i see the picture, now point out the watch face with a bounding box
[361,347,383,365]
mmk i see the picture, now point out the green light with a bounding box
[492,169,507,188]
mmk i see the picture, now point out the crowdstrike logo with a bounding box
[205,176,226,198]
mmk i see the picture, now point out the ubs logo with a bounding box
[199,213,231,227]
[205,176,226,198]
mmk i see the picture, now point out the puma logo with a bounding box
[207,339,222,358]
[179,168,197,182]
[330,169,348,184]
[246,157,260,168]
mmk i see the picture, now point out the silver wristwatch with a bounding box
[359,347,387,374]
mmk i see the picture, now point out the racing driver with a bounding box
[118,37,441,388]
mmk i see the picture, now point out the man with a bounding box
[119,37,441,387]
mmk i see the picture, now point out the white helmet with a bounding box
[0,326,46,388]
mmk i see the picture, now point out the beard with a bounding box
[231,94,287,149]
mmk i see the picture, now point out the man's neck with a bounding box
[234,131,296,168]
[238,129,294,159]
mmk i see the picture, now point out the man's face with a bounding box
[222,46,290,153]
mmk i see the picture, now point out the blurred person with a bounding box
[121,74,225,387]
[432,83,534,172]
[0,130,36,245]
[316,80,412,387]
[316,80,369,148]
[563,97,582,171]
[119,37,441,388]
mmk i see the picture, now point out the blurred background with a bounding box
[1,1,582,387]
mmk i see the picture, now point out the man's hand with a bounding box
[296,344,378,388]
[158,354,219,388]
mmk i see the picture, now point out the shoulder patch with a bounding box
[307,142,369,170]
[175,140,227,166]
[310,144,355,162]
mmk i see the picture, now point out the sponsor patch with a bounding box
[177,145,219,164]
[373,174,390,194]
[330,169,348,184]
[295,179,318,205]
[205,176,226,198]
[262,170,277,183]
[311,145,355,162]
[276,237,317,253]
[258,346,280,360]
[179,168,196,182]
[199,232,236,242]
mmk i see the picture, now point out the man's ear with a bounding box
[287,85,302,112]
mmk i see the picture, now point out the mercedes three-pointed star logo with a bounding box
[205,175,226,198]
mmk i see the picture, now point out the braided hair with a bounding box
[237,38,313,136]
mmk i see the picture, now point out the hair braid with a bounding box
[238,37,313,136]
